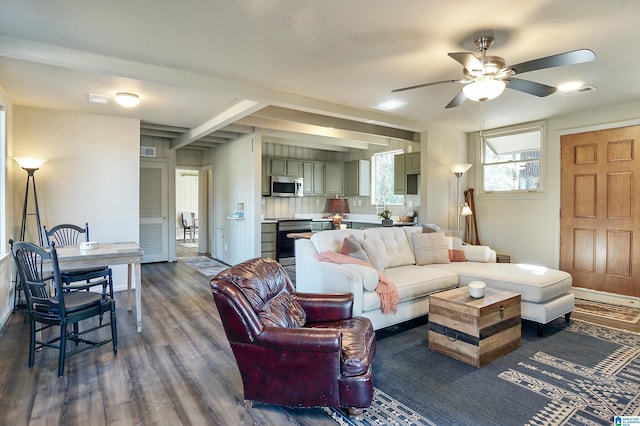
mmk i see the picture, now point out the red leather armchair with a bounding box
[210,257,375,419]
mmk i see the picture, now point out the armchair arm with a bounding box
[292,292,353,322]
[256,326,342,353]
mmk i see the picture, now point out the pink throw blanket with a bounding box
[317,251,399,314]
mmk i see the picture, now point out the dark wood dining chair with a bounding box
[42,223,111,290]
[180,212,198,241]
[9,239,117,376]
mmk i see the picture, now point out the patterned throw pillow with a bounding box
[412,231,450,265]
[340,235,371,264]
[361,239,385,273]
[445,236,466,262]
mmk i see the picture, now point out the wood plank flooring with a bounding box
[0,243,334,426]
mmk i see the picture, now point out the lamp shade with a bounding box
[324,198,350,214]
[461,203,473,216]
[14,157,47,170]
[463,78,506,101]
[449,163,472,176]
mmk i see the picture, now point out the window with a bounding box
[0,106,5,254]
[481,123,544,194]
[371,150,404,205]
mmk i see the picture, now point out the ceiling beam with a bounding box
[254,106,419,142]
[171,99,265,149]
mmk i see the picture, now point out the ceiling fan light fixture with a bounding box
[463,78,506,102]
[115,92,140,107]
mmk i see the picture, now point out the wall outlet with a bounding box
[224,244,228,251]
[315,199,319,205]
[407,200,413,208]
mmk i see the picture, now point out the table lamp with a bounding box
[324,198,350,229]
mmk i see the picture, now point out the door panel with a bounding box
[140,162,169,263]
[560,125,640,297]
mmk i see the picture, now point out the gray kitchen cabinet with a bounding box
[303,161,324,195]
[271,159,303,177]
[344,159,371,196]
[324,162,344,196]
[260,222,277,259]
[394,154,406,195]
[312,221,333,231]
[405,152,421,174]
[262,158,271,195]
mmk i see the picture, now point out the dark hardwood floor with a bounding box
[0,241,333,425]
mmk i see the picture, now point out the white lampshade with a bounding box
[13,157,47,170]
[463,78,506,101]
[449,163,472,175]
[461,203,473,216]
[115,92,140,107]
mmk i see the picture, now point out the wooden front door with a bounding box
[560,125,640,297]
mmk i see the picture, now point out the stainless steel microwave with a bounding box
[270,176,303,197]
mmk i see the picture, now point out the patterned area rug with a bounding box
[326,318,640,425]
[179,242,198,248]
[179,256,228,276]
[574,299,640,324]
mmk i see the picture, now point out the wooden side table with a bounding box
[428,286,521,367]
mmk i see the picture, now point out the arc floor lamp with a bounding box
[13,157,46,310]
[449,163,472,231]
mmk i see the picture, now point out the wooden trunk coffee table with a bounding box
[428,286,521,367]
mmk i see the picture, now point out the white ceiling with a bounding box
[1,0,639,149]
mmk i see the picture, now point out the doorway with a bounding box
[176,169,199,255]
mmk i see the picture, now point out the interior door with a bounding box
[560,125,640,297]
[140,161,169,263]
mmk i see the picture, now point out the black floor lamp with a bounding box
[13,157,47,310]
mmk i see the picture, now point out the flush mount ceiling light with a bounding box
[462,77,506,102]
[115,92,140,107]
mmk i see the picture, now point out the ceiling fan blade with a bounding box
[391,79,462,93]
[507,78,557,97]
[445,91,467,108]
[448,52,484,73]
[509,49,596,75]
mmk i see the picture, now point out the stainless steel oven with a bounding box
[276,219,312,266]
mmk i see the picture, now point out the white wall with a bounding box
[11,106,140,290]
[212,132,261,265]
[0,87,14,327]
[470,100,640,269]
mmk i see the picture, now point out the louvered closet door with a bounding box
[560,125,640,297]
[140,161,169,263]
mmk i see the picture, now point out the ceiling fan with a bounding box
[391,36,595,108]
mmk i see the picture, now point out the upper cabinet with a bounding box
[405,152,420,174]
[324,162,344,196]
[303,161,325,195]
[271,159,303,177]
[344,159,371,196]
[262,158,271,195]
[394,152,420,195]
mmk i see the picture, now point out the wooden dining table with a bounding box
[51,242,145,332]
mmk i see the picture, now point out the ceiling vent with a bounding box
[560,85,597,96]
[140,146,156,157]
[88,93,110,104]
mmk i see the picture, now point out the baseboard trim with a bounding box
[571,288,640,309]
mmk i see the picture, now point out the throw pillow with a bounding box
[339,235,371,264]
[259,291,306,328]
[412,231,450,265]
[361,239,385,273]
[445,236,466,262]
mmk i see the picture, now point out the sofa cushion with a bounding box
[429,262,573,303]
[363,227,415,268]
[463,245,493,263]
[340,235,371,264]
[361,265,458,312]
[445,236,466,262]
[311,229,363,254]
[412,232,450,265]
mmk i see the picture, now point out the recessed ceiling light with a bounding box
[115,92,140,107]
[88,93,110,104]
[377,100,406,111]
[558,81,583,92]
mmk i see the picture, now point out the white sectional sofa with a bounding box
[295,226,574,336]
